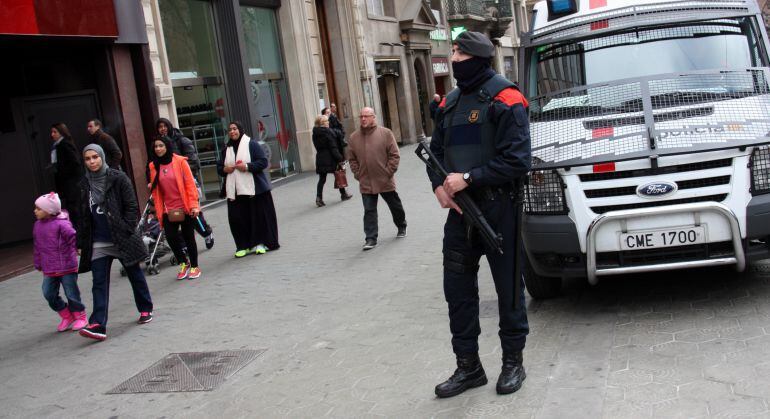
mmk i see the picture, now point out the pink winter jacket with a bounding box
[33,211,78,277]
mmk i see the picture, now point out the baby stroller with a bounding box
[120,197,177,276]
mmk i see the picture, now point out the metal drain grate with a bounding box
[107,349,265,394]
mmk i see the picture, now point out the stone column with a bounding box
[142,0,176,124]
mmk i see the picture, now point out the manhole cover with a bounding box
[480,300,498,318]
[107,349,265,394]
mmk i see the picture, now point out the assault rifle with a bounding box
[415,140,504,255]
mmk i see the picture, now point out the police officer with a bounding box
[427,31,531,398]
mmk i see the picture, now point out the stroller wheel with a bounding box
[148,267,160,275]
[170,256,178,266]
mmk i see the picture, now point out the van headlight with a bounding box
[524,169,568,214]
[751,146,770,195]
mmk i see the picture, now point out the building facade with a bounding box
[0,0,157,246]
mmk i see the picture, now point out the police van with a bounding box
[520,0,770,297]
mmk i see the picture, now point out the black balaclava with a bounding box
[453,56,495,94]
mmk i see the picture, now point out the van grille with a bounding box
[579,159,732,182]
[584,175,731,199]
[596,241,734,268]
[590,194,727,214]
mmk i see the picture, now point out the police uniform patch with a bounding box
[468,110,480,123]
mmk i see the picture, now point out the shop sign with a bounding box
[431,57,450,76]
[430,28,447,41]
[0,0,117,37]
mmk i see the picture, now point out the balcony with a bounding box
[446,0,514,36]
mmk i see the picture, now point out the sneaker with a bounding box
[362,239,377,251]
[397,226,407,238]
[188,267,201,279]
[254,244,267,254]
[234,249,248,258]
[138,312,153,324]
[204,233,215,250]
[316,197,325,207]
[176,262,190,280]
[79,324,107,341]
[341,193,353,201]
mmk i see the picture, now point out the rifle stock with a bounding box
[415,141,504,255]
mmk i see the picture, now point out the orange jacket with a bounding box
[148,154,199,228]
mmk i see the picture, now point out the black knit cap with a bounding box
[454,31,495,58]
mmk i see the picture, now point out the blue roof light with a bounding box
[547,0,578,19]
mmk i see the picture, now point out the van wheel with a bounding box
[523,256,562,299]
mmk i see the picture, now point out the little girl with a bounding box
[33,192,87,332]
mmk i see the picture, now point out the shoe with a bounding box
[188,267,201,279]
[176,262,190,280]
[56,308,74,332]
[234,249,248,258]
[496,352,526,394]
[341,193,353,201]
[204,233,215,250]
[138,312,153,324]
[71,311,88,331]
[362,239,377,251]
[397,226,407,238]
[254,244,267,254]
[79,324,107,341]
[435,353,488,398]
[315,197,325,207]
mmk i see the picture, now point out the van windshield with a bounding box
[529,17,766,98]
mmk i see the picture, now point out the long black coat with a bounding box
[76,169,147,273]
[53,140,84,219]
[313,127,343,174]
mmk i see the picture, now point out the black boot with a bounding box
[435,353,487,398]
[496,351,526,394]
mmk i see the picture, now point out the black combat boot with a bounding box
[496,351,526,394]
[435,353,488,398]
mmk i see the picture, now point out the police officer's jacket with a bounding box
[428,74,531,191]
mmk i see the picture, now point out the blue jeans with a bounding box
[42,273,84,312]
[89,256,153,327]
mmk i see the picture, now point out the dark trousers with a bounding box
[316,173,348,199]
[89,256,153,327]
[163,214,198,267]
[361,191,406,241]
[442,193,528,355]
[42,273,84,312]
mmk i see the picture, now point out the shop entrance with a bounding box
[250,79,299,179]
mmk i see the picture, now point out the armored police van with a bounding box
[520,0,770,297]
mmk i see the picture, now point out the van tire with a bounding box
[523,257,562,299]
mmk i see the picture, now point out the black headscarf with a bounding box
[151,136,174,171]
[227,121,246,151]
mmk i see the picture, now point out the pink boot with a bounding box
[71,311,88,331]
[56,308,74,332]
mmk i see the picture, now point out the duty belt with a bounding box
[472,185,514,201]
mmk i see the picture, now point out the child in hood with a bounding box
[32,192,87,332]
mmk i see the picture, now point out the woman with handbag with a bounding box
[148,136,202,280]
[313,114,352,207]
[217,121,279,258]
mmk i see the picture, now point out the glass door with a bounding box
[250,79,299,179]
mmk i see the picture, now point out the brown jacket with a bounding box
[347,125,400,194]
[90,129,123,170]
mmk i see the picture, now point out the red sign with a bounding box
[431,57,450,76]
[0,0,118,37]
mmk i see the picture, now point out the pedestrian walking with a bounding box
[429,94,441,120]
[156,118,215,249]
[32,192,87,332]
[86,119,123,170]
[217,121,279,258]
[76,144,154,341]
[49,123,84,227]
[329,103,347,149]
[427,31,531,398]
[347,107,407,251]
[313,114,353,206]
[148,136,202,280]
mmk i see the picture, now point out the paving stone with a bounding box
[652,397,709,418]
[607,369,653,387]
[679,380,734,401]
[624,382,677,404]
[708,394,767,417]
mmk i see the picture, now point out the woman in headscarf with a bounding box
[50,123,84,226]
[75,144,154,341]
[148,136,202,280]
[217,121,279,258]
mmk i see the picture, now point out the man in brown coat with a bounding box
[87,119,123,170]
[348,107,407,250]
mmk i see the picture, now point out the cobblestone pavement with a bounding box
[2,144,770,418]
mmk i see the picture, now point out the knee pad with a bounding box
[444,249,479,274]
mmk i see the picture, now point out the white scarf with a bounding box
[224,134,256,199]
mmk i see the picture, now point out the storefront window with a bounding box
[251,79,300,178]
[174,84,229,201]
[240,7,282,75]
[160,0,220,79]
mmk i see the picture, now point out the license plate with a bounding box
[620,226,706,250]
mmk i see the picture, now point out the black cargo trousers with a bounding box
[442,186,529,355]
